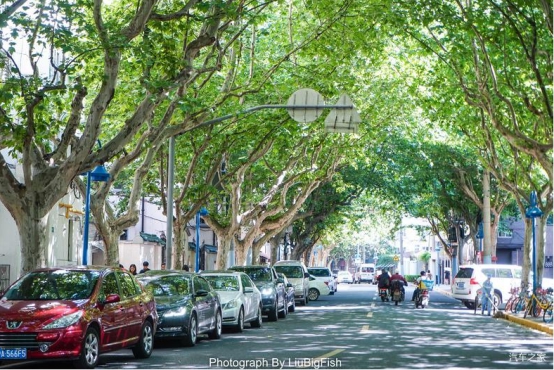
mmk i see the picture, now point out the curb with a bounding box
[495,311,553,336]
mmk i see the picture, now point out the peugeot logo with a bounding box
[7,321,22,329]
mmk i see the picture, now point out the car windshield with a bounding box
[204,276,239,291]
[3,270,100,300]
[274,266,303,278]
[308,269,330,277]
[144,275,191,297]
[231,267,272,282]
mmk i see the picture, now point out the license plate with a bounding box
[0,348,27,359]
[456,282,465,289]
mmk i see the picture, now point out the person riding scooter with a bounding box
[411,271,427,301]
[389,270,408,300]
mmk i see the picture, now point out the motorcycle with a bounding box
[415,288,429,309]
[379,287,390,302]
[390,281,405,306]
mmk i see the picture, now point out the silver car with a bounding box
[202,272,263,332]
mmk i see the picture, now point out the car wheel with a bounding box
[308,288,320,301]
[132,320,153,359]
[251,305,262,328]
[235,307,245,332]
[74,327,100,369]
[182,313,197,347]
[268,301,278,322]
[208,309,222,339]
[289,298,296,313]
[465,301,476,310]
[278,300,287,318]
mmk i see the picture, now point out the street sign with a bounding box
[393,255,399,262]
[287,88,325,123]
[325,94,360,133]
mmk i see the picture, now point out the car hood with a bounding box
[154,295,191,311]
[0,299,83,328]
[216,291,241,304]
[253,281,274,290]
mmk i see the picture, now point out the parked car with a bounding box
[201,271,263,332]
[358,263,376,284]
[307,267,337,293]
[228,265,287,321]
[452,264,522,309]
[308,274,332,301]
[337,270,353,284]
[277,273,296,313]
[136,270,222,346]
[0,266,157,368]
[273,260,310,305]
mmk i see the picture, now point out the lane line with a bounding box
[366,312,373,317]
[360,324,369,332]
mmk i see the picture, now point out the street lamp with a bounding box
[525,191,543,297]
[82,164,110,265]
[165,89,361,265]
[195,207,209,272]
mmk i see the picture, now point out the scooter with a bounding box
[415,289,429,308]
[379,287,390,302]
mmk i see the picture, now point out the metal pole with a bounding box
[195,211,200,272]
[82,172,92,265]
[532,216,537,294]
[166,137,175,268]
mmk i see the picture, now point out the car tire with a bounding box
[268,301,278,322]
[208,309,222,339]
[251,305,262,328]
[289,298,296,313]
[235,307,245,332]
[182,313,197,347]
[74,327,100,369]
[308,288,320,301]
[132,320,153,359]
[278,301,287,318]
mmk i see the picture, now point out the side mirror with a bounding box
[276,278,284,285]
[304,272,310,278]
[287,283,293,288]
[195,289,209,297]
[244,287,254,293]
[100,293,121,306]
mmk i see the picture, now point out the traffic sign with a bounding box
[393,255,399,262]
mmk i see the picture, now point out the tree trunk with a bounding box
[216,238,232,269]
[173,216,185,270]
[104,231,120,266]
[18,210,49,275]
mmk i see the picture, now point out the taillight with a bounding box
[324,282,329,286]
[470,278,479,285]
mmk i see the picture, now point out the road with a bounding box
[2,283,552,369]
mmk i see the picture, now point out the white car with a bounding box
[307,267,336,293]
[337,270,353,284]
[202,272,263,331]
[308,274,332,301]
[452,264,522,309]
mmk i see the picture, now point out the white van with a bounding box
[273,260,310,305]
[451,264,522,309]
[358,263,376,284]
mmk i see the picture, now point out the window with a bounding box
[100,273,119,301]
[240,274,253,290]
[496,268,513,279]
[118,272,140,298]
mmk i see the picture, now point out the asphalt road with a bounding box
[2,283,552,369]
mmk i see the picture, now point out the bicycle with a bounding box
[523,287,551,319]
[504,286,520,313]
[541,288,553,323]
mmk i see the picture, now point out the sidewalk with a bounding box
[433,284,553,336]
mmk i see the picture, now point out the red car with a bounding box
[0,266,158,368]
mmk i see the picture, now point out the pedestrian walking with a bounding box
[139,261,150,274]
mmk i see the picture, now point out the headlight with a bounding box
[43,311,83,329]
[163,306,188,318]
[224,299,238,310]
[261,287,274,296]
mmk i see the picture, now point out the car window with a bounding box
[197,276,212,291]
[274,266,303,278]
[146,275,190,296]
[118,271,140,298]
[513,269,522,279]
[481,268,495,277]
[455,268,474,278]
[308,268,330,277]
[240,274,253,290]
[496,268,513,278]
[4,270,99,301]
[100,272,120,301]
[231,267,272,282]
[204,275,239,291]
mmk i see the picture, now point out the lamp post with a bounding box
[82,165,110,265]
[165,89,361,263]
[195,207,208,272]
[525,191,543,297]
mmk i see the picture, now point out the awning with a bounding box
[204,245,217,254]
[376,263,396,270]
[139,232,166,246]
